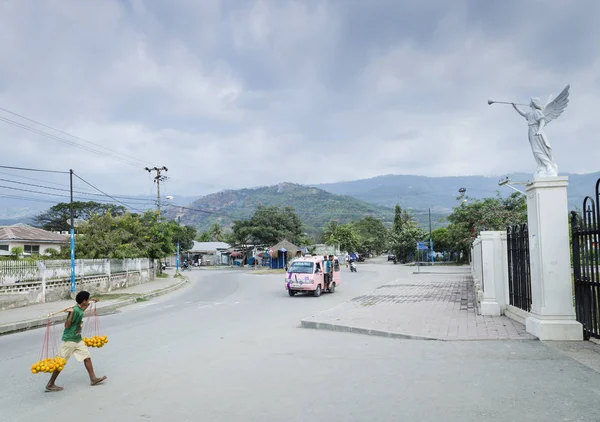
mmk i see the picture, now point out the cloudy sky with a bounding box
[0,0,599,204]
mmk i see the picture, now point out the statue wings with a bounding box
[543,84,570,125]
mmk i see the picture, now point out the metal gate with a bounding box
[571,178,600,339]
[507,224,532,312]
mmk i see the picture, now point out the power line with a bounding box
[0,183,153,211]
[0,106,152,167]
[0,177,157,204]
[0,193,60,204]
[0,170,73,188]
[0,164,69,174]
[72,172,145,213]
[0,116,145,168]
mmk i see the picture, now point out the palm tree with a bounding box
[209,223,224,242]
[322,220,339,244]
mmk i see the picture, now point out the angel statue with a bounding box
[510,85,570,178]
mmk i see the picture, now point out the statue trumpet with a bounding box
[488,99,529,106]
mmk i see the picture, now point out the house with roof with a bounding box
[0,224,69,257]
[185,241,231,266]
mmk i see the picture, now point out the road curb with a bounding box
[0,278,189,336]
[299,319,441,341]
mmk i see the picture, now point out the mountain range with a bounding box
[2,172,599,233]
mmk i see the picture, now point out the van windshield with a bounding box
[288,261,314,274]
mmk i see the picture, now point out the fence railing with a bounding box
[507,224,532,312]
[0,258,149,286]
[571,179,600,339]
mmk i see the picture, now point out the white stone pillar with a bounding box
[525,177,583,340]
[479,231,507,316]
[500,232,510,307]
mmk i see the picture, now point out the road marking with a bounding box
[163,304,175,309]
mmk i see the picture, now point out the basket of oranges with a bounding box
[31,357,67,374]
[82,303,109,349]
[31,318,66,375]
[83,335,108,348]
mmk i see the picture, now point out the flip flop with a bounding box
[91,376,107,386]
[45,386,64,392]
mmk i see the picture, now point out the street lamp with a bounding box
[458,187,467,203]
[498,176,526,195]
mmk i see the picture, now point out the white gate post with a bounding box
[525,177,582,340]
[479,231,507,316]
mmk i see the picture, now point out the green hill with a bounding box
[166,183,447,236]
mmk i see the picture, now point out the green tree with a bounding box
[322,220,340,244]
[231,206,303,245]
[431,227,452,253]
[335,224,360,252]
[74,210,181,261]
[208,223,224,242]
[33,201,127,232]
[170,223,197,251]
[445,192,527,259]
[389,220,427,263]
[9,246,24,259]
[353,216,388,256]
[197,231,211,242]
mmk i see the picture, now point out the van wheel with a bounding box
[313,285,322,297]
[288,290,296,297]
[329,282,336,293]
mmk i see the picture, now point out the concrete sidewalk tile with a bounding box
[301,267,534,342]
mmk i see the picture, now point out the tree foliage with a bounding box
[321,220,359,252]
[33,201,127,232]
[230,206,303,246]
[72,211,196,260]
[389,220,427,262]
[352,216,388,256]
[445,192,527,258]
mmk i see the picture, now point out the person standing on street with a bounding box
[323,255,331,289]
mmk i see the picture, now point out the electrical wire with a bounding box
[72,172,145,213]
[0,115,145,168]
[0,193,60,204]
[0,164,69,174]
[0,177,157,204]
[0,106,151,167]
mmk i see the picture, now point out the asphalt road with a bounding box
[1,261,599,422]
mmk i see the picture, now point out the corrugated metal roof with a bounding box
[187,241,231,252]
[0,224,69,243]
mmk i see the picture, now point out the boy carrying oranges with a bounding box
[45,291,107,392]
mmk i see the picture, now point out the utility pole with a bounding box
[69,169,75,293]
[176,216,181,273]
[145,166,168,213]
[429,207,434,265]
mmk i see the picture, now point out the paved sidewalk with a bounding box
[301,267,535,341]
[0,275,188,335]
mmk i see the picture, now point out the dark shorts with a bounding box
[324,273,331,284]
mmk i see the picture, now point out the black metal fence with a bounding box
[571,178,600,339]
[507,224,532,312]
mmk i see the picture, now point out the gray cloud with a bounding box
[0,0,599,207]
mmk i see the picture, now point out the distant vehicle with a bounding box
[387,254,396,262]
[285,255,341,297]
[349,261,357,272]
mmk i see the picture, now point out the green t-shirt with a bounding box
[62,305,84,343]
[323,260,331,273]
